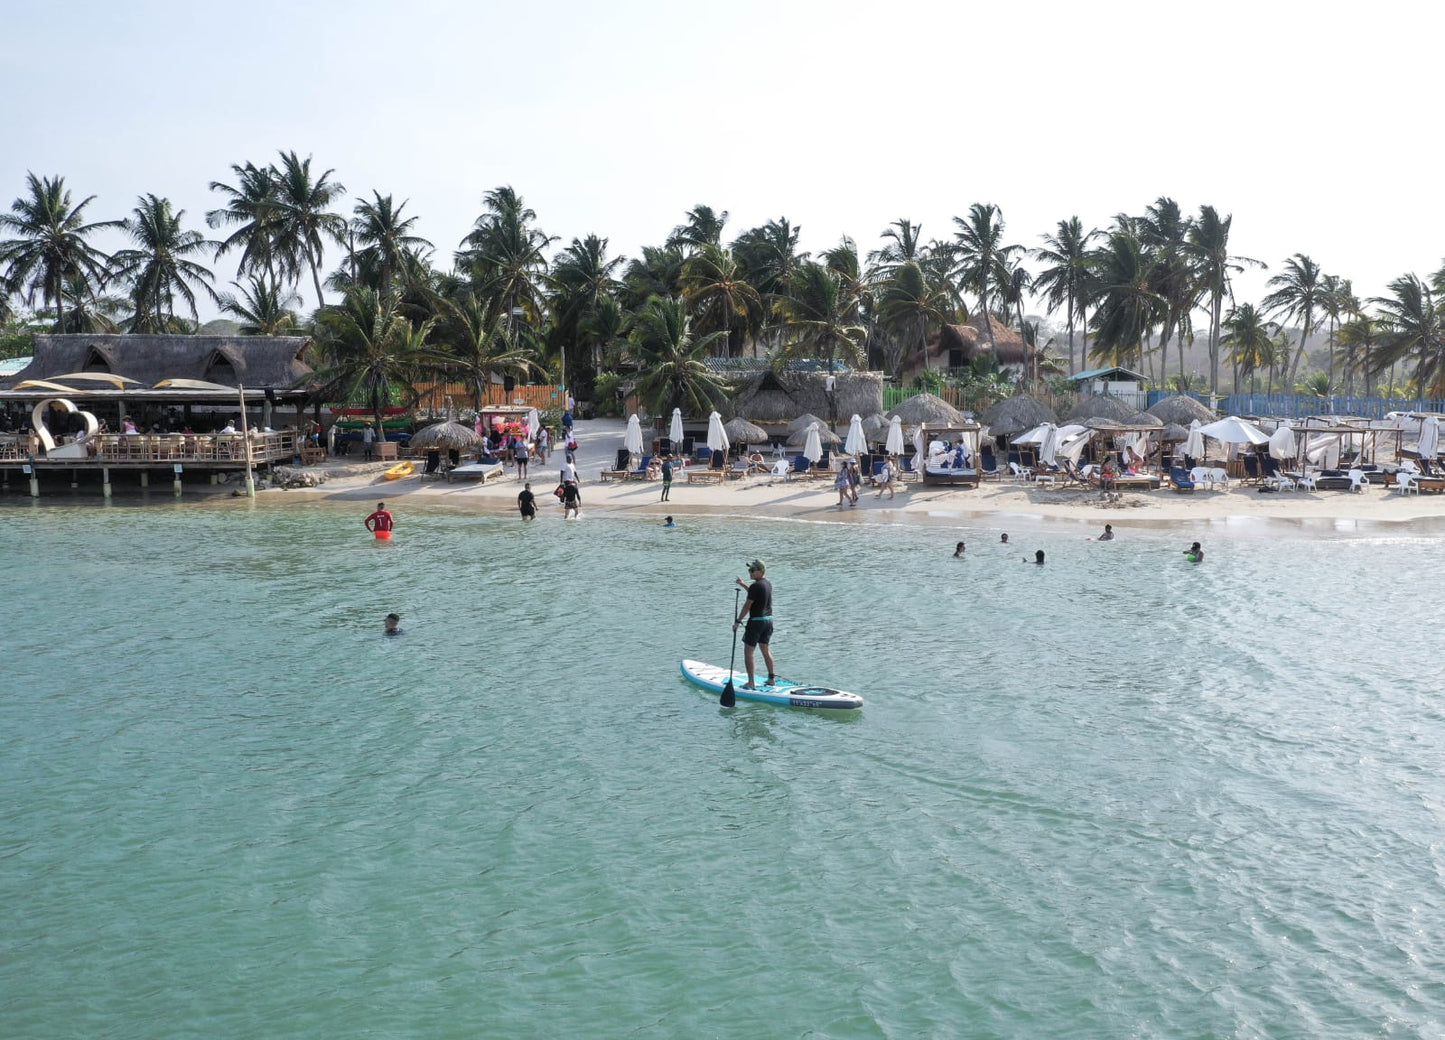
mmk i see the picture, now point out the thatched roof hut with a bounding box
[723,417,768,444]
[787,423,842,446]
[1126,411,1163,428]
[731,370,884,425]
[861,412,889,434]
[3,334,312,391]
[1065,394,1134,422]
[980,395,1057,437]
[1161,422,1191,442]
[787,411,829,433]
[887,392,965,427]
[1148,393,1215,425]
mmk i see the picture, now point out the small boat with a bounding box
[383,461,415,480]
[679,659,863,710]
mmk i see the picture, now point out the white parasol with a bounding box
[669,407,684,446]
[1038,423,1060,466]
[1197,415,1270,446]
[912,423,926,476]
[886,415,905,456]
[1420,416,1440,460]
[706,411,730,454]
[624,413,645,457]
[844,414,867,456]
[803,422,823,464]
[1268,425,1297,461]
[1183,420,1205,460]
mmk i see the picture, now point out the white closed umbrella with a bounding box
[1268,425,1296,461]
[1037,423,1060,466]
[844,414,867,456]
[526,407,539,438]
[912,424,926,476]
[1183,420,1205,461]
[624,413,644,456]
[1420,416,1440,460]
[706,410,729,454]
[886,415,905,456]
[669,407,684,446]
[803,422,823,463]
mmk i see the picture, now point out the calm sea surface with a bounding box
[4,497,1445,1039]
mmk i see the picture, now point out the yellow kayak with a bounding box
[383,461,415,480]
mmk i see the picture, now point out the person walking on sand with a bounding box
[835,466,852,508]
[518,483,537,520]
[661,457,673,501]
[847,460,861,505]
[733,559,775,690]
[876,458,895,499]
[365,501,394,540]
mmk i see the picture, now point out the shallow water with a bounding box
[4,499,1445,1038]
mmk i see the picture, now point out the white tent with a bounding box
[1268,426,1296,461]
[1420,416,1440,460]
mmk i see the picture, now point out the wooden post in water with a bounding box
[238,385,256,498]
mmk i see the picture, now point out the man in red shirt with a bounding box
[364,501,394,540]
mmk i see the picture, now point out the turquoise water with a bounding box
[4,499,1445,1038]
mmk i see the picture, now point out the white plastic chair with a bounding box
[1395,471,1419,495]
[1190,466,1210,489]
[1209,467,1230,489]
[1296,473,1317,492]
[1347,468,1368,493]
[1008,461,1030,480]
[1269,472,1296,492]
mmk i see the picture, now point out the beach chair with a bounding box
[1295,471,1317,492]
[628,454,653,480]
[1209,467,1230,490]
[791,455,815,478]
[768,458,792,483]
[979,452,1000,479]
[1266,471,1296,492]
[1169,466,1196,492]
[1394,471,1419,495]
[1347,468,1368,493]
[1008,461,1031,481]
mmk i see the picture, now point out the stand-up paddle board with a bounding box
[680,659,863,710]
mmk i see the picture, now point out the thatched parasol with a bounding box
[979,395,1056,437]
[787,423,841,446]
[1161,422,1191,442]
[887,392,965,427]
[1126,411,1163,428]
[1148,393,1215,425]
[408,421,484,450]
[1082,417,1126,431]
[1065,394,1134,422]
[724,416,768,445]
[787,412,829,433]
[861,412,889,434]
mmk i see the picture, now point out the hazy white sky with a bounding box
[3,0,1442,319]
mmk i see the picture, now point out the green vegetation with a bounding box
[6,164,1445,413]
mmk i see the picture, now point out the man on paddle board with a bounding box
[364,501,394,540]
[733,559,775,690]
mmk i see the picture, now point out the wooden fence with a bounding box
[412,382,566,414]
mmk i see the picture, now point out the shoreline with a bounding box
[271,417,1445,538]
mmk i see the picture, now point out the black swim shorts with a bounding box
[742,618,773,646]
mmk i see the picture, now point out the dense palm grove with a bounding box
[4,154,1445,413]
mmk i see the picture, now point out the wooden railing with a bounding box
[413,382,564,413]
[8,432,302,464]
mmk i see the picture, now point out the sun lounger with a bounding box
[447,460,505,484]
[1169,466,1196,492]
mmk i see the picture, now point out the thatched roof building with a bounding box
[898,316,1034,384]
[1,334,312,392]
[1148,393,1216,425]
[980,395,1057,437]
[730,370,883,426]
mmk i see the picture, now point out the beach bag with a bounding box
[554,484,565,499]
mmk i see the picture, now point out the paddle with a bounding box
[721,588,740,707]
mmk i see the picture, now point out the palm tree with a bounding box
[109,194,221,332]
[0,173,118,331]
[56,270,126,333]
[1185,205,1261,396]
[549,234,625,377]
[1336,314,1379,396]
[667,205,729,253]
[628,295,730,416]
[1222,303,1279,393]
[681,243,760,356]
[434,291,542,412]
[312,288,448,434]
[348,192,432,297]
[1140,197,1198,385]
[733,217,806,303]
[1371,274,1445,397]
[1260,253,1325,386]
[952,202,1020,348]
[219,275,301,335]
[621,243,686,310]
[207,161,284,283]
[867,218,926,277]
[1088,229,1162,371]
[773,261,868,378]
[1318,274,1354,391]
[875,260,949,380]
[1032,216,1101,374]
[272,151,347,310]
[457,186,555,327]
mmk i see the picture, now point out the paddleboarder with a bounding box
[364,501,394,540]
[732,559,775,690]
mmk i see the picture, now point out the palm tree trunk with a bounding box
[1287,309,1311,386]
[1209,291,1223,395]
[309,249,326,312]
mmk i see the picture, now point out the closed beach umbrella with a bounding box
[886,415,905,456]
[844,414,867,455]
[706,410,730,454]
[1420,416,1440,459]
[803,422,823,464]
[1268,425,1297,461]
[1183,420,1205,460]
[669,407,684,445]
[1038,423,1060,466]
[625,413,644,456]
[912,424,926,475]
[723,416,767,446]
[408,421,483,451]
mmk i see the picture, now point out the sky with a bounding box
[3,0,1443,324]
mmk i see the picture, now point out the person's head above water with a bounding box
[664,515,675,526]
[1001,533,1009,543]
[1034,549,1045,564]
[384,613,400,634]
[954,541,965,555]
[1189,541,1201,551]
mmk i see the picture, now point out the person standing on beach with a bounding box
[365,501,394,539]
[847,461,861,504]
[515,438,530,480]
[536,427,548,464]
[660,457,673,501]
[876,458,895,498]
[518,483,537,520]
[362,424,375,461]
[733,559,775,690]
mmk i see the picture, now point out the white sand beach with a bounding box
[274,418,1445,533]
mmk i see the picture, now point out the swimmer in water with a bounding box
[1098,524,1114,541]
[954,541,966,557]
[663,515,676,527]
[1185,541,1203,562]
[365,501,394,539]
[1000,533,1009,544]
[384,613,402,636]
[1026,549,1045,564]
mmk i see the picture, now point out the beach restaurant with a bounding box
[0,334,314,497]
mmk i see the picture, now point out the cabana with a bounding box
[916,421,983,487]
